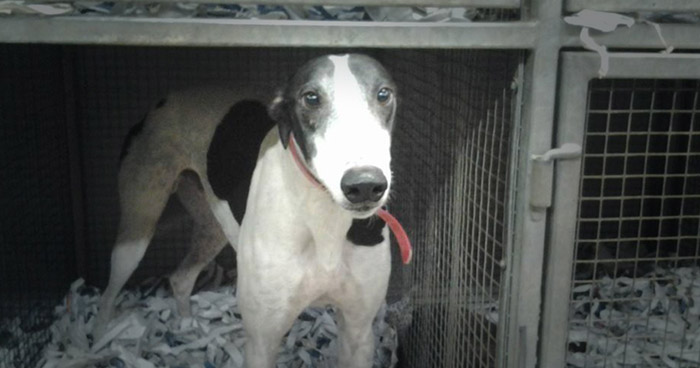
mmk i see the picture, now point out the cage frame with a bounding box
[540,52,700,367]
[566,0,700,13]
[1,1,700,367]
[2,1,700,49]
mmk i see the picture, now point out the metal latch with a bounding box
[529,143,582,220]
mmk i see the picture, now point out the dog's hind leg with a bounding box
[199,180,241,252]
[170,171,229,317]
[93,160,180,339]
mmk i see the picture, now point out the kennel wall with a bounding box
[0,40,525,368]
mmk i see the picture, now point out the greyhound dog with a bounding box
[94,54,410,367]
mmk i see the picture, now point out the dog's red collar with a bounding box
[287,133,412,265]
[376,209,413,264]
[289,133,324,190]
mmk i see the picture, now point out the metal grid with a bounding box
[0,44,77,368]
[568,78,700,367]
[0,293,62,368]
[390,50,522,368]
[0,45,77,292]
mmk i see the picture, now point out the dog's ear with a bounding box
[269,91,291,149]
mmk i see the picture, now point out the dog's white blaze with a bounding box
[312,55,392,208]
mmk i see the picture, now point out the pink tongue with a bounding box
[377,209,413,265]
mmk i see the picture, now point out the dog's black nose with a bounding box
[341,167,387,204]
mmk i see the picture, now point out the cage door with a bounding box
[541,52,700,367]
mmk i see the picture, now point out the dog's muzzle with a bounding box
[340,166,387,205]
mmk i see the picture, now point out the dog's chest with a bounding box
[240,134,390,308]
[300,246,374,305]
[295,224,389,305]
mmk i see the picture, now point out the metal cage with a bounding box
[1,1,700,368]
[542,53,700,367]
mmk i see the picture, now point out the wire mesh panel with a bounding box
[389,50,522,368]
[568,79,700,367]
[0,44,77,368]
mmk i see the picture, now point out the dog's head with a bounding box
[270,54,397,218]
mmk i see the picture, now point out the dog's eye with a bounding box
[303,92,321,108]
[377,88,392,104]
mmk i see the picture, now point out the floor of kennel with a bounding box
[3,1,700,368]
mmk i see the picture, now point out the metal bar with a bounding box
[579,194,700,199]
[574,255,700,263]
[89,0,522,7]
[573,52,700,77]
[510,0,563,367]
[563,23,700,51]
[538,51,596,368]
[0,17,537,48]
[567,0,700,13]
[497,60,525,368]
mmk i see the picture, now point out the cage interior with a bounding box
[0,45,523,368]
[568,79,700,367]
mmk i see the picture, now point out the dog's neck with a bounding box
[288,134,324,191]
[271,134,352,272]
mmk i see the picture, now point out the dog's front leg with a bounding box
[336,235,391,368]
[337,307,377,368]
[238,264,304,368]
[243,318,295,368]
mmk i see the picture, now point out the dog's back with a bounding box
[120,87,270,176]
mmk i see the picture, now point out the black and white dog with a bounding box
[94,54,410,367]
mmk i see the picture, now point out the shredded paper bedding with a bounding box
[0,1,498,22]
[568,267,700,368]
[36,275,398,368]
[4,265,699,367]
